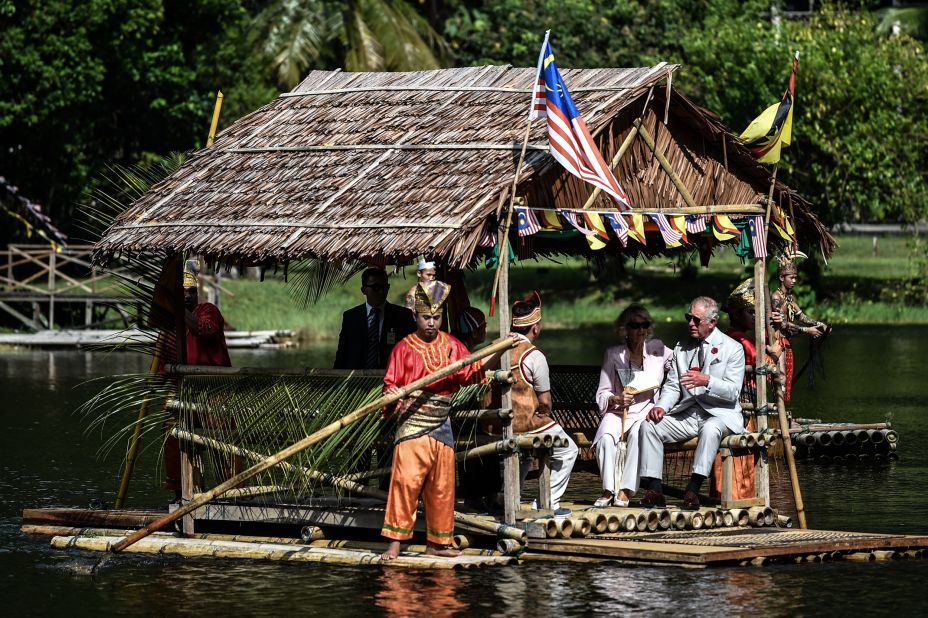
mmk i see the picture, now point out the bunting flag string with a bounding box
[652,213,683,247]
[685,214,707,234]
[749,215,768,258]
[602,213,629,247]
[516,206,541,237]
[712,214,739,241]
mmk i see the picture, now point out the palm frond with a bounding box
[288,258,365,307]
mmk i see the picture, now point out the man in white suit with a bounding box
[638,296,746,509]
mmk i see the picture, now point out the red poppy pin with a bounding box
[711,347,718,354]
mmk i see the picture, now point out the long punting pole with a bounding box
[758,166,807,528]
[109,337,516,553]
[113,333,165,509]
[498,245,520,523]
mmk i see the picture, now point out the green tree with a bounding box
[0,0,276,237]
[252,0,452,89]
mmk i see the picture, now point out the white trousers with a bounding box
[639,406,731,479]
[594,420,641,494]
[520,424,578,509]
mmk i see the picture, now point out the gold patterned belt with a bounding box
[395,390,452,444]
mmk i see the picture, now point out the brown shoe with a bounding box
[639,490,666,508]
[682,490,700,510]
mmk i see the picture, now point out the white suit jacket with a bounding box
[655,326,746,434]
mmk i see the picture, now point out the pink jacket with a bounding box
[593,339,672,445]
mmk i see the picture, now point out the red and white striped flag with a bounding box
[529,31,632,212]
[685,215,707,234]
[652,213,683,247]
[749,215,768,258]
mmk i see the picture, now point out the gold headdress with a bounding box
[725,278,755,313]
[414,280,451,314]
[776,250,807,277]
[512,291,542,328]
[183,261,199,288]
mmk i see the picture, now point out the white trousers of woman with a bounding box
[595,419,641,495]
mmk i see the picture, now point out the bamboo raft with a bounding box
[790,421,899,463]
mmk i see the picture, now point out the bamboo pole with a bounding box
[206,91,223,147]
[114,334,164,509]
[579,124,641,210]
[633,119,699,210]
[110,337,516,553]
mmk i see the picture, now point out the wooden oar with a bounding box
[110,336,516,553]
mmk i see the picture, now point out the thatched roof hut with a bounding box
[95,64,834,267]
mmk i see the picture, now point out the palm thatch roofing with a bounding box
[95,64,834,267]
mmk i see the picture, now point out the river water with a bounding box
[1,325,926,616]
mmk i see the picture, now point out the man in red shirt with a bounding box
[164,266,232,496]
[380,280,509,560]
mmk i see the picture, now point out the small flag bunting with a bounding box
[601,213,629,247]
[685,215,707,234]
[713,214,739,241]
[652,213,683,247]
[516,206,541,237]
[749,215,767,258]
[541,209,563,230]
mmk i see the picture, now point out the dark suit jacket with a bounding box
[333,301,416,369]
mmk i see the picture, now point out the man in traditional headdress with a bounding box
[770,255,829,401]
[508,292,578,516]
[405,259,437,310]
[380,281,510,560]
[708,279,780,500]
[164,262,232,497]
[334,267,415,369]
[638,296,746,509]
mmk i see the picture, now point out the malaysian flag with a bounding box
[558,209,596,236]
[529,31,632,211]
[749,215,768,258]
[479,221,496,247]
[601,213,629,247]
[685,214,707,234]
[651,213,683,247]
[516,207,541,236]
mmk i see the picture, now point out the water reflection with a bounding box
[2,326,928,614]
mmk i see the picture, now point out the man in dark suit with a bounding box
[334,267,416,369]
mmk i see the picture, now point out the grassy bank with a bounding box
[219,234,928,339]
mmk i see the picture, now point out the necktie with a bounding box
[366,307,380,369]
[698,341,706,369]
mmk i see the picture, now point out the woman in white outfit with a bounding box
[593,304,672,507]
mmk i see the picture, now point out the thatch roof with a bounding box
[95,65,834,267]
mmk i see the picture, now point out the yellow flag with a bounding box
[740,52,798,164]
[627,214,646,245]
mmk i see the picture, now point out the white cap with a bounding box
[417,259,436,271]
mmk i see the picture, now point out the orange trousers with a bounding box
[710,417,756,500]
[382,435,455,545]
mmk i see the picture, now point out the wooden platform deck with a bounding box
[22,506,928,569]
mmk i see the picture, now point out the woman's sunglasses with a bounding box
[625,321,651,330]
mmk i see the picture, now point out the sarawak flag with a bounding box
[530,31,633,211]
[540,209,563,230]
[740,52,799,164]
[713,214,739,241]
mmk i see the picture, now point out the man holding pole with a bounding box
[380,280,511,560]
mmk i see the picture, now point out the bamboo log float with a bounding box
[569,517,591,537]
[310,539,502,558]
[163,363,513,384]
[453,512,527,543]
[763,506,775,526]
[744,434,757,449]
[656,509,671,530]
[730,509,750,527]
[843,431,858,446]
[814,432,833,447]
[844,552,875,562]
[622,513,638,532]
[670,510,693,530]
[55,535,503,569]
[777,514,793,528]
[790,422,890,433]
[747,507,767,527]
[690,511,705,530]
[300,526,324,542]
[556,518,574,539]
[698,508,716,528]
[496,538,523,555]
[722,510,735,527]
[867,429,886,444]
[884,430,898,444]
[194,485,290,500]
[720,434,749,449]
[452,534,471,550]
[887,452,899,462]
[750,556,770,566]
[714,509,724,526]
[544,519,559,538]
[855,429,870,444]
[826,431,846,446]
[110,337,517,553]
[605,514,621,533]
[583,512,608,534]
[22,525,305,546]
